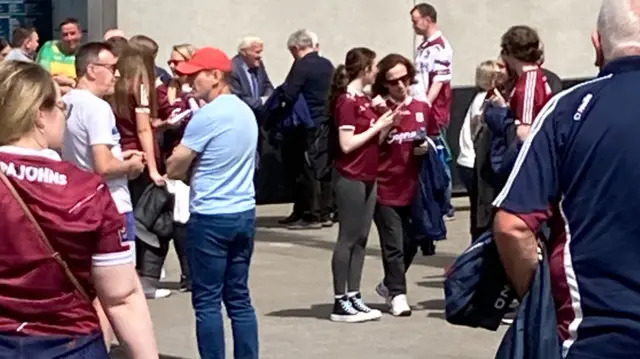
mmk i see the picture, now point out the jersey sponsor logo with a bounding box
[573,93,593,121]
[387,129,421,144]
[415,112,425,123]
[0,161,68,185]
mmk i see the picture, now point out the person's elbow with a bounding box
[493,210,532,243]
[166,156,187,180]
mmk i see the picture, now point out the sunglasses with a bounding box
[167,59,184,67]
[386,74,411,86]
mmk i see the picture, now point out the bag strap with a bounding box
[0,171,91,302]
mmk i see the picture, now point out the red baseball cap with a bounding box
[175,47,232,75]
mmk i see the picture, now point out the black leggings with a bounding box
[331,171,377,295]
[374,204,418,297]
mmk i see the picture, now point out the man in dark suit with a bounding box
[279,29,335,230]
[230,36,274,117]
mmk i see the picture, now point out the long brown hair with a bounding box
[327,47,376,115]
[108,47,157,119]
[371,53,416,97]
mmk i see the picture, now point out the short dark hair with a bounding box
[59,17,80,29]
[500,25,543,63]
[0,38,8,50]
[75,42,114,77]
[105,36,129,57]
[411,3,437,22]
[11,27,35,48]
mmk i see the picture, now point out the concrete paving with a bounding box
[113,201,506,359]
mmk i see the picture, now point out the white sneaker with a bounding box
[146,288,172,300]
[390,294,412,317]
[375,282,390,304]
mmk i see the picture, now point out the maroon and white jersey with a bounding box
[377,97,432,206]
[412,31,453,127]
[509,67,553,125]
[0,146,132,336]
[333,90,379,181]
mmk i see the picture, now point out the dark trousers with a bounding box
[374,204,418,297]
[136,224,190,290]
[281,127,331,222]
[331,171,377,294]
[187,209,259,359]
[0,332,107,359]
[457,164,474,194]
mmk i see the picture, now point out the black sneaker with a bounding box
[179,275,191,292]
[278,213,301,225]
[329,296,370,323]
[349,293,382,320]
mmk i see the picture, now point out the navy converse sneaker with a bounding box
[330,295,372,323]
[349,293,382,321]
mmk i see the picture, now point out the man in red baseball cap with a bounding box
[167,45,260,359]
[175,47,233,102]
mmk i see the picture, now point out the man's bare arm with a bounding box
[493,210,539,298]
[166,144,197,180]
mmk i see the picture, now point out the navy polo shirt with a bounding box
[494,56,640,359]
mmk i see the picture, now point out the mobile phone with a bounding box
[168,109,192,125]
[139,84,149,107]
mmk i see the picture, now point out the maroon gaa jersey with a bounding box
[333,91,380,182]
[0,146,132,336]
[509,67,553,125]
[377,98,434,206]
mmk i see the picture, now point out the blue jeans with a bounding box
[0,332,107,359]
[187,209,259,359]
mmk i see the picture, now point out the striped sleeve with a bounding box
[516,71,538,125]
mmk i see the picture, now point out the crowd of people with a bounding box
[1,0,640,358]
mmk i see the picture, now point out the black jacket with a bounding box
[134,184,174,239]
[282,52,334,126]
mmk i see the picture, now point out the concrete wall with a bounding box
[116,0,601,86]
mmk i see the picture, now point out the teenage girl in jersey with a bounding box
[328,47,400,323]
[370,54,439,316]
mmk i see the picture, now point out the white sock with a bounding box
[347,291,359,298]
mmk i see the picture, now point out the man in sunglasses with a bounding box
[62,43,145,303]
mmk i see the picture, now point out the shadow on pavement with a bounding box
[110,345,189,358]
[415,298,445,311]
[416,280,444,289]
[256,216,290,229]
[265,303,388,320]
[256,229,457,269]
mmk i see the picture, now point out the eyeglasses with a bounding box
[386,74,411,86]
[92,63,117,73]
[56,102,73,119]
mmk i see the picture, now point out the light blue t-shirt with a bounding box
[181,94,258,215]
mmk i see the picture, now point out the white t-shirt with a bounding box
[62,89,132,213]
[457,91,487,168]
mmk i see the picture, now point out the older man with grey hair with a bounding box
[230,36,274,116]
[493,0,640,357]
[276,29,334,229]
